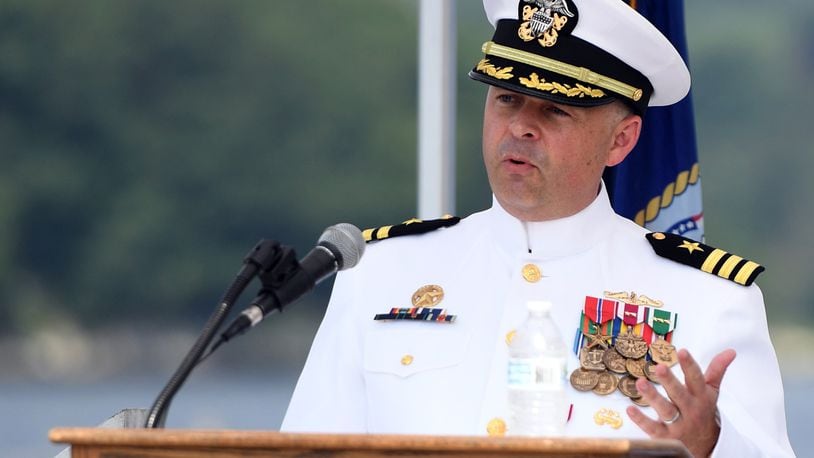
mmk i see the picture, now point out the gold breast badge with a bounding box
[604,290,663,308]
[593,408,623,429]
[412,285,444,308]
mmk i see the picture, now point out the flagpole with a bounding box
[417,0,456,219]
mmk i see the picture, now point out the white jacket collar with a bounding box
[488,184,617,260]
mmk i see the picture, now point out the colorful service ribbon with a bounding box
[374,307,456,323]
[646,307,677,343]
[573,295,678,355]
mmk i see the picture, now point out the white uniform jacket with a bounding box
[282,187,794,457]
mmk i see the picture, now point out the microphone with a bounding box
[219,223,365,342]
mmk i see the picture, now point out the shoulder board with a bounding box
[363,215,460,243]
[646,232,764,286]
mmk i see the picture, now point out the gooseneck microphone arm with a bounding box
[144,239,281,429]
[207,246,300,351]
[214,223,366,346]
[144,223,365,428]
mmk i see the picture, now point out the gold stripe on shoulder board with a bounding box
[362,215,461,243]
[646,232,764,286]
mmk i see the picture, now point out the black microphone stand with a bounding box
[204,246,301,356]
[144,239,283,428]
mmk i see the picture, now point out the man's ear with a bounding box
[606,114,642,167]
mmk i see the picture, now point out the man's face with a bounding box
[482,86,634,221]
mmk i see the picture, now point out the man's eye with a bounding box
[547,105,570,117]
[497,94,515,104]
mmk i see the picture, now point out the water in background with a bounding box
[2,374,297,457]
[3,372,809,457]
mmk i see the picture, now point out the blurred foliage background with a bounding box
[0,0,812,353]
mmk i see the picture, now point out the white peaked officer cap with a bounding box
[469,0,691,115]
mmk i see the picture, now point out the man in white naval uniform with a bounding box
[282,0,794,456]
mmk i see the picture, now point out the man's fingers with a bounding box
[636,377,679,423]
[705,348,736,391]
[677,349,705,396]
[655,362,691,408]
[626,406,667,438]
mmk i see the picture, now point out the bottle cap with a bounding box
[526,300,552,313]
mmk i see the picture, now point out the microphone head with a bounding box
[317,223,365,270]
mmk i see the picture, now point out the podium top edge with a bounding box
[49,427,690,457]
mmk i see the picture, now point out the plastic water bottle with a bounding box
[507,300,568,436]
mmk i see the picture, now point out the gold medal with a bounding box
[591,371,618,396]
[625,358,647,379]
[615,327,648,359]
[631,396,650,407]
[617,375,642,399]
[602,347,628,374]
[411,285,444,307]
[649,335,678,367]
[579,346,606,371]
[583,332,612,350]
[569,368,600,392]
[644,360,661,383]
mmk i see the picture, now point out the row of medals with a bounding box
[569,330,678,406]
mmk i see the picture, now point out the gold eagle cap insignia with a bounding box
[518,0,575,47]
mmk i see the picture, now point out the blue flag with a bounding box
[603,0,703,241]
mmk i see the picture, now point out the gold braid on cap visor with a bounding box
[481,41,644,102]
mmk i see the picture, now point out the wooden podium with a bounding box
[50,427,691,457]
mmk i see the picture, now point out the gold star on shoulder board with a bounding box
[647,232,765,286]
[678,240,703,254]
[402,218,422,225]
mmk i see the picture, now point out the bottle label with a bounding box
[508,357,566,389]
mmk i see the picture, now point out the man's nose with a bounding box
[508,108,541,140]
